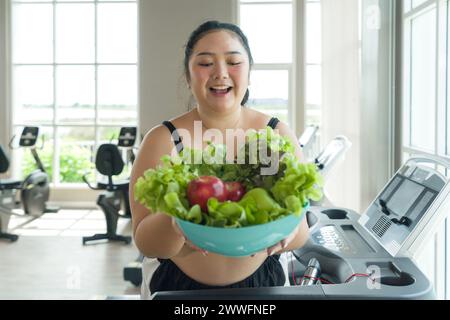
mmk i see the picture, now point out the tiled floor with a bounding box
[8,209,130,237]
[0,209,141,300]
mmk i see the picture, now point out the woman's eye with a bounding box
[199,63,213,67]
[228,62,242,66]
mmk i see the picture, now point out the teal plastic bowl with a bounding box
[175,204,309,257]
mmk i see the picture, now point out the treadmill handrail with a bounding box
[314,135,352,177]
[406,155,450,172]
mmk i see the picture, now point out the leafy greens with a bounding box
[134,127,323,228]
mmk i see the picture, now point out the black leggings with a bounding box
[150,255,286,293]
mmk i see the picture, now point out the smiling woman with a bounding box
[184,21,254,117]
[188,30,249,115]
[131,19,310,298]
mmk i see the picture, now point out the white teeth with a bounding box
[211,86,230,90]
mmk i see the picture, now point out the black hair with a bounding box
[184,20,253,106]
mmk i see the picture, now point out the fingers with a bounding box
[267,242,284,256]
[285,226,299,244]
[171,217,208,256]
[185,240,209,256]
[265,225,301,256]
[171,217,186,240]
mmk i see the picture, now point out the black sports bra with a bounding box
[162,117,280,154]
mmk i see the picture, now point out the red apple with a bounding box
[225,181,246,202]
[187,176,227,213]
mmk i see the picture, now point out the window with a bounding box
[10,0,138,185]
[401,0,449,299]
[239,0,293,125]
[239,0,322,145]
[402,0,448,159]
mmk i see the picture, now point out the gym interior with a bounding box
[1,0,450,300]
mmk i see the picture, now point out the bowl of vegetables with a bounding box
[134,127,323,257]
[175,186,310,256]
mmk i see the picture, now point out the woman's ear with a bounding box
[185,72,191,89]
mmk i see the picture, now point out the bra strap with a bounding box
[267,117,280,129]
[162,120,184,154]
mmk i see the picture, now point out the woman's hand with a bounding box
[252,223,300,257]
[171,217,209,256]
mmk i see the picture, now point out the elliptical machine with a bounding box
[13,127,58,216]
[0,145,21,242]
[82,127,137,245]
[0,127,58,241]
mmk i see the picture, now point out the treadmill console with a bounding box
[311,225,354,254]
[359,157,449,257]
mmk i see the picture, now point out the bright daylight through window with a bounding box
[11,0,138,185]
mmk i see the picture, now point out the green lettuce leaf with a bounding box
[134,126,323,228]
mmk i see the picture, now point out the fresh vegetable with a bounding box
[270,153,323,205]
[134,154,197,218]
[134,126,323,228]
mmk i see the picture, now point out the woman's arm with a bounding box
[129,125,185,259]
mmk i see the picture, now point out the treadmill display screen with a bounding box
[387,179,425,217]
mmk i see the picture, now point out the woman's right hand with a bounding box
[171,217,209,256]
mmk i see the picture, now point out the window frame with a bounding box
[237,0,299,134]
[8,0,139,187]
[400,0,450,299]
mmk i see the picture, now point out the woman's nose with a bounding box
[212,62,229,80]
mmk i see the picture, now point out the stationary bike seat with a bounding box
[97,180,129,191]
[0,179,22,190]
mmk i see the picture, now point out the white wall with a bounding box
[360,0,396,211]
[139,0,235,135]
[0,0,9,152]
[321,0,361,212]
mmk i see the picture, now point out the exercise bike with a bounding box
[0,127,58,241]
[82,127,137,245]
[0,145,21,242]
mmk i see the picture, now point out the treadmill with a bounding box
[151,155,449,299]
[298,125,319,163]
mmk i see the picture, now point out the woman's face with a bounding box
[188,30,250,113]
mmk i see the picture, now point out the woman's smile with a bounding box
[209,85,233,97]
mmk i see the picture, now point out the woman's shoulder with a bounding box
[143,110,194,139]
[242,108,269,128]
[167,109,196,128]
[139,110,195,154]
[139,124,173,158]
[243,108,289,131]
[243,108,297,148]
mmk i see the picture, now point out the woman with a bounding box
[130,21,309,297]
